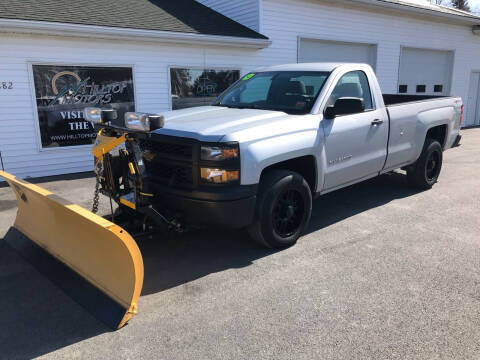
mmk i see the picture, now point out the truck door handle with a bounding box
[371,119,384,125]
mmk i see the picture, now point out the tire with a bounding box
[407,138,443,190]
[248,170,312,248]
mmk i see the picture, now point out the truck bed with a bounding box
[383,94,451,106]
[382,93,462,172]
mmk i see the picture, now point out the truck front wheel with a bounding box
[407,138,443,190]
[248,170,312,248]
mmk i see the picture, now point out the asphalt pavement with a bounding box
[0,128,479,360]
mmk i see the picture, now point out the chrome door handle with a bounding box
[371,119,384,125]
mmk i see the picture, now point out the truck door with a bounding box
[322,70,388,190]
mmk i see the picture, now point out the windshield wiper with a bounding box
[236,105,264,110]
[213,104,235,108]
[240,105,298,113]
[215,103,307,114]
[213,104,264,110]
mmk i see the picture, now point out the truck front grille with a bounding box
[141,140,192,160]
[147,163,193,188]
[140,136,196,190]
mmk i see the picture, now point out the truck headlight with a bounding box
[201,143,239,161]
[84,107,102,123]
[84,108,118,124]
[200,168,239,184]
[125,112,151,131]
[125,113,165,132]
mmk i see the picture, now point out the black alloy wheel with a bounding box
[425,150,441,182]
[407,138,443,190]
[247,169,312,248]
[272,189,305,238]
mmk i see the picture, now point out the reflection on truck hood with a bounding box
[152,106,296,142]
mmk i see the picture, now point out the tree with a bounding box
[170,69,192,97]
[451,0,471,11]
[430,0,471,12]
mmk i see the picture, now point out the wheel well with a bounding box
[260,155,317,193]
[426,125,447,148]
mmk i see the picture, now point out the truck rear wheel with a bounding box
[407,138,443,190]
[248,170,312,248]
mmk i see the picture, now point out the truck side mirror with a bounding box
[332,97,365,117]
[324,105,336,119]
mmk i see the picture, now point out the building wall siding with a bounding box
[1,0,479,178]
[196,0,260,31]
[261,0,480,98]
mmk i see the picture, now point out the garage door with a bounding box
[398,47,453,96]
[298,38,377,69]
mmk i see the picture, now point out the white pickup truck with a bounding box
[93,63,463,248]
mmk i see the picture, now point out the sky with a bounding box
[407,0,480,14]
[438,0,480,13]
[469,0,480,13]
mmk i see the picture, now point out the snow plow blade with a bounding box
[0,171,143,330]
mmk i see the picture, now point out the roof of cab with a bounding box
[255,63,370,72]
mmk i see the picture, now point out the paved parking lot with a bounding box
[1,128,479,360]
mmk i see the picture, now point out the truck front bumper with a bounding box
[152,184,258,229]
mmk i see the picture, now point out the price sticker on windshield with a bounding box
[242,73,255,81]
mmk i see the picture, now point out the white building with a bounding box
[1,0,479,178]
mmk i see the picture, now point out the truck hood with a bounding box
[152,106,293,142]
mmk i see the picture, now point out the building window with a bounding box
[32,65,135,148]
[398,85,408,93]
[434,85,443,93]
[170,68,240,110]
[416,85,426,93]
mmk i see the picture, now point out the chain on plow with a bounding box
[92,173,101,214]
[92,158,104,214]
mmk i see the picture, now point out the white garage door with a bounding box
[398,47,453,96]
[298,38,377,69]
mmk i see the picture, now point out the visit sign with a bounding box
[32,65,135,148]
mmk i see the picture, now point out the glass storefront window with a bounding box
[170,68,240,110]
[32,65,135,148]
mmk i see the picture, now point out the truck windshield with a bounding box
[213,71,330,114]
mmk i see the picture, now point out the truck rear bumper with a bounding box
[153,185,258,229]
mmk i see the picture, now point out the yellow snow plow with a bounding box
[0,170,144,329]
[1,108,173,329]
